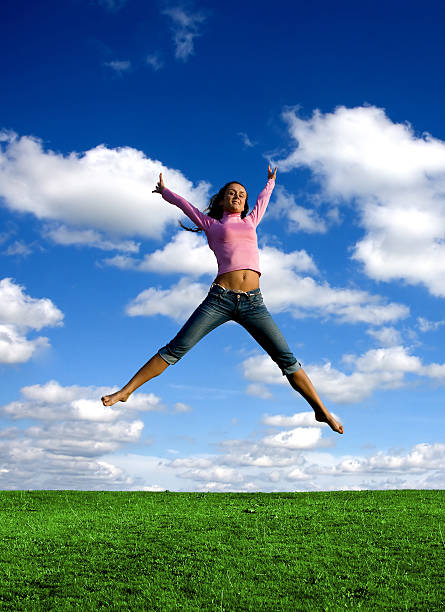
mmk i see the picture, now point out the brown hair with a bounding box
[180,181,249,232]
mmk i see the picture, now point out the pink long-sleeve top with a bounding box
[162,179,275,276]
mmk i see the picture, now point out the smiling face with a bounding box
[221,183,247,214]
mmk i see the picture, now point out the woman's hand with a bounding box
[152,173,165,194]
[268,164,277,180]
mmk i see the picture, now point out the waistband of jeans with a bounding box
[210,283,261,297]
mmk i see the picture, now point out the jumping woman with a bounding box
[101,166,344,435]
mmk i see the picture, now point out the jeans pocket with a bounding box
[249,294,263,310]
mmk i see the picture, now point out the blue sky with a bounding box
[1,0,444,491]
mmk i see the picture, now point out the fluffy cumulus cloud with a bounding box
[277,105,445,297]
[118,233,408,326]
[104,230,216,275]
[243,345,445,404]
[2,381,443,491]
[125,278,209,321]
[0,278,63,363]
[270,185,327,233]
[305,443,445,478]
[366,326,402,346]
[0,131,210,245]
[262,427,322,449]
[259,248,408,324]
[262,410,332,428]
[0,380,166,489]
[0,325,49,364]
[162,434,445,491]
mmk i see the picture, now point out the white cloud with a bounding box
[170,457,213,469]
[162,6,206,61]
[421,362,445,379]
[3,240,33,257]
[4,377,437,489]
[3,380,164,422]
[306,443,445,476]
[218,442,302,468]
[261,244,318,276]
[260,250,408,325]
[303,363,381,404]
[45,225,140,252]
[175,465,245,484]
[0,381,168,489]
[104,231,215,275]
[168,441,445,490]
[242,345,445,404]
[0,278,63,330]
[0,131,210,240]
[174,402,193,413]
[262,411,331,428]
[146,53,164,71]
[286,467,311,480]
[0,437,136,490]
[144,231,215,275]
[349,345,421,373]
[126,278,208,321]
[262,427,322,449]
[118,236,408,326]
[0,278,63,364]
[0,325,49,364]
[367,326,402,346]
[238,132,256,148]
[242,354,289,387]
[417,317,444,333]
[277,105,445,297]
[104,60,132,75]
[245,383,273,399]
[270,185,327,233]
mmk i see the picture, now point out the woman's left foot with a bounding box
[101,389,130,407]
[314,409,344,434]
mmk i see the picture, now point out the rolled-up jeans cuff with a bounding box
[283,360,302,376]
[157,348,178,365]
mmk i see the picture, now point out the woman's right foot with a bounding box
[101,389,130,406]
[314,408,344,434]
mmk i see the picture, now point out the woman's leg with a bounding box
[238,295,344,434]
[286,369,343,434]
[101,288,232,407]
[101,354,169,406]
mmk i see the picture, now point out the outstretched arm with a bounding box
[153,173,212,231]
[249,164,277,226]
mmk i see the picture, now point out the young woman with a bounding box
[101,166,343,435]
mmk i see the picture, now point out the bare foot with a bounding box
[101,389,130,407]
[314,409,344,434]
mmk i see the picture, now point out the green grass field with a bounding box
[0,489,443,610]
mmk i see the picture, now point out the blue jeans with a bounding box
[158,284,301,376]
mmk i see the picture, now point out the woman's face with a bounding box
[221,183,247,214]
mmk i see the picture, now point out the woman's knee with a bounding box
[282,359,302,376]
[157,347,182,366]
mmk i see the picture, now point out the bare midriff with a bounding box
[213,269,260,292]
